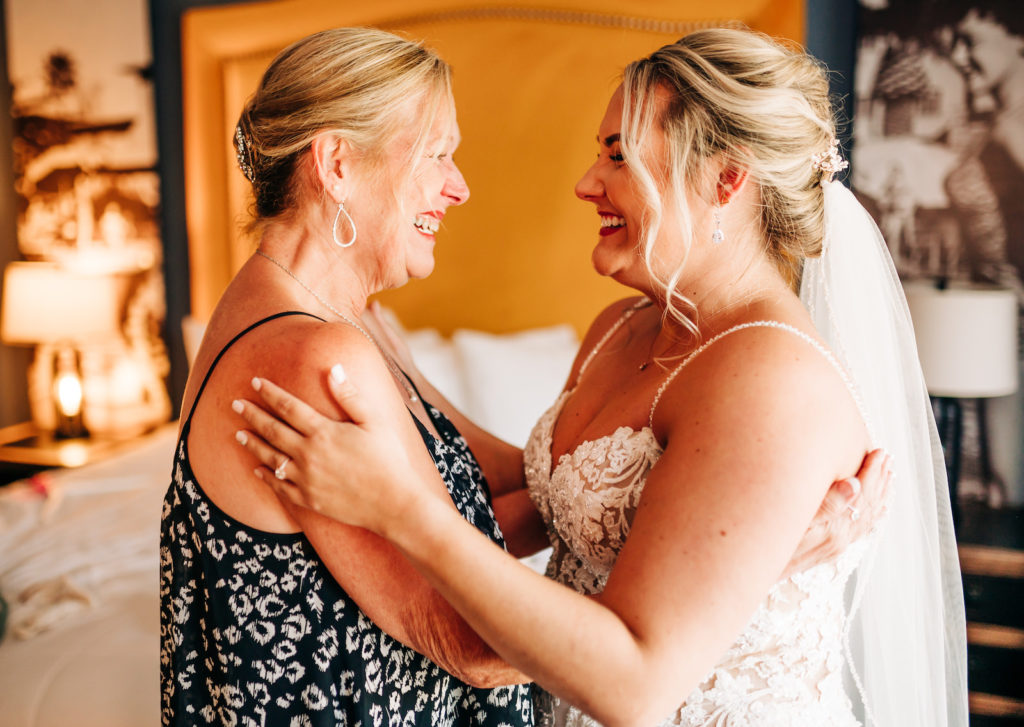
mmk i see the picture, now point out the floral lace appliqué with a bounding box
[525,392,867,727]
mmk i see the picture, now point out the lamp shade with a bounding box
[904,281,1019,398]
[0,262,130,345]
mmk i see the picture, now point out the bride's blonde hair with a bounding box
[620,28,839,336]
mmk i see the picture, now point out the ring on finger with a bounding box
[847,503,860,521]
[274,456,290,480]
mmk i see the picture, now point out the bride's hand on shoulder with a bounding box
[781,449,893,578]
[231,364,421,536]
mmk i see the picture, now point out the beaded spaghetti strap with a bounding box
[574,298,653,385]
[648,320,875,441]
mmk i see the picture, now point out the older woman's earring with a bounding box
[711,205,724,245]
[333,201,357,248]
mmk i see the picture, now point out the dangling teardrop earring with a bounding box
[332,200,357,248]
[711,205,724,245]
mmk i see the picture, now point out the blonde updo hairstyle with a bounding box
[234,27,454,229]
[619,28,839,336]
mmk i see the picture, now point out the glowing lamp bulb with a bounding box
[55,371,83,417]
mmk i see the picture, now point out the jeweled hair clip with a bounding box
[811,137,848,180]
[234,123,256,184]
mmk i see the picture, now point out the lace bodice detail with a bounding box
[525,389,662,594]
[524,316,871,726]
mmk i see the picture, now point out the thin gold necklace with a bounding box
[255,249,418,403]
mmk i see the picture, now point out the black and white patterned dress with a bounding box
[160,312,534,727]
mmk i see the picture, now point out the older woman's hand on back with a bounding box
[781,449,892,579]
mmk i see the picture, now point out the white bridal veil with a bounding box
[800,181,968,726]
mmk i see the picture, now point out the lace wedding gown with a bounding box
[524,304,872,727]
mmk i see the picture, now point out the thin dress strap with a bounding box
[182,311,325,427]
[648,320,874,442]
[573,298,653,385]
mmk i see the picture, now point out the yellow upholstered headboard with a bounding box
[182,0,804,335]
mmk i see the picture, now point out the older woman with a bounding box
[159,28,535,726]
[233,28,965,727]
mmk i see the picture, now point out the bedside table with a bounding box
[958,503,1024,726]
[0,422,159,486]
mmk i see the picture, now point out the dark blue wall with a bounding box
[806,0,859,177]
[150,0,250,408]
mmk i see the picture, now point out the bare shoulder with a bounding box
[654,322,868,474]
[238,317,407,421]
[187,313,405,427]
[185,315,414,531]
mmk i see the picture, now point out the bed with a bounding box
[0,2,804,724]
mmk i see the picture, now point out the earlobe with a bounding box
[717,164,749,205]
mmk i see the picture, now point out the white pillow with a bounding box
[402,327,471,414]
[452,326,579,447]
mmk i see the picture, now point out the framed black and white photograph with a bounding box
[853,0,1024,294]
[852,0,1024,508]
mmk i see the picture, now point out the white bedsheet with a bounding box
[0,591,159,726]
[0,424,176,727]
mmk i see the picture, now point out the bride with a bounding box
[233,28,966,726]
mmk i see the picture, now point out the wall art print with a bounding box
[853,0,1024,295]
[852,0,1024,506]
[4,0,170,435]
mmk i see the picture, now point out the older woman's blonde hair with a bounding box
[235,27,454,227]
[619,28,839,337]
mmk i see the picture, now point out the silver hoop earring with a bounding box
[711,205,724,245]
[332,201,357,248]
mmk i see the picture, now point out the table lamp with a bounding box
[904,280,1020,522]
[0,261,130,438]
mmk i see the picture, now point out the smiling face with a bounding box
[407,114,469,276]
[575,86,645,283]
[347,95,469,287]
[952,10,1020,93]
[575,85,699,292]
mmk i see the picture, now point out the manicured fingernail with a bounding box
[330,363,346,384]
[231,399,244,414]
[253,468,263,480]
[251,377,262,391]
[235,430,247,445]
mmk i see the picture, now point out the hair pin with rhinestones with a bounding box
[234,123,256,184]
[811,137,848,180]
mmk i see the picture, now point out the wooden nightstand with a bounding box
[958,503,1024,726]
[0,422,155,486]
